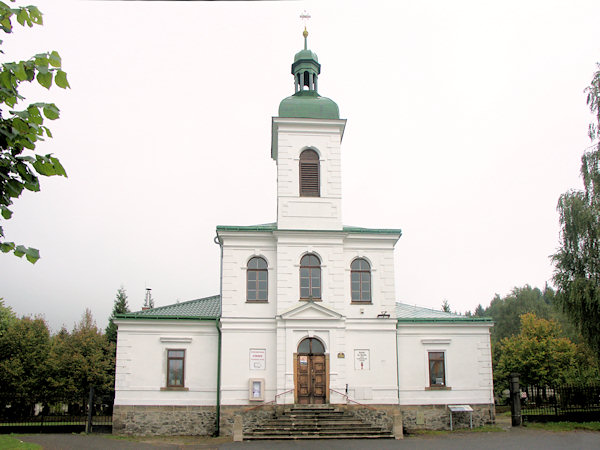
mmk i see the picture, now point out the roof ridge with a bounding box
[396,301,463,317]
[134,294,220,313]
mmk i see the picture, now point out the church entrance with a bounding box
[294,337,329,404]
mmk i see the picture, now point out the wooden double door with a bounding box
[294,352,329,404]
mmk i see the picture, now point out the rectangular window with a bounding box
[428,351,445,387]
[167,349,185,387]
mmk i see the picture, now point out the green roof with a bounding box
[115,295,489,324]
[395,303,492,323]
[294,48,319,63]
[216,223,402,236]
[279,90,339,120]
[116,295,220,320]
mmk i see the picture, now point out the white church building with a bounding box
[113,29,494,437]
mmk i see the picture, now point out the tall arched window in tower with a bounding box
[247,257,268,301]
[300,254,321,300]
[351,258,371,302]
[299,149,320,197]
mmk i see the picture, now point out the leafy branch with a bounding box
[0,1,69,263]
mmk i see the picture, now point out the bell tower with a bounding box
[271,28,347,231]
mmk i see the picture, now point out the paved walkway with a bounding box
[16,428,600,450]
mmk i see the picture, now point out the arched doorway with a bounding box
[294,337,329,404]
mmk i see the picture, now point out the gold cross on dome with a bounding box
[300,10,311,28]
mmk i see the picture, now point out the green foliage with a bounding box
[473,304,485,317]
[105,287,130,344]
[485,285,555,344]
[481,285,599,396]
[441,299,450,312]
[524,421,600,432]
[495,314,578,389]
[0,308,115,412]
[0,315,52,411]
[0,1,69,263]
[0,297,16,336]
[51,309,115,402]
[0,435,40,449]
[552,64,600,361]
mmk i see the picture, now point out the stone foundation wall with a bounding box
[338,404,397,432]
[112,405,216,436]
[113,403,495,436]
[220,405,277,436]
[400,404,495,431]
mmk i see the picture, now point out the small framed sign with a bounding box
[249,348,266,370]
[354,349,370,370]
[249,378,265,401]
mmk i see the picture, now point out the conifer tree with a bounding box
[105,287,129,344]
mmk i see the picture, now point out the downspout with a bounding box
[214,234,223,436]
[215,318,222,436]
[396,320,400,405]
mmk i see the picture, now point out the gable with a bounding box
[280,301,343,320]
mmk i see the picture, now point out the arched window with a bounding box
[297,337,325,354]
[299,149,320,197]
[351,258,371,302]
[300,254,321,300]
[247,257,268,301]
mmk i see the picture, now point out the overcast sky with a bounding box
[1,0,600,332]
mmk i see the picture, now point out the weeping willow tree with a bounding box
[552,63,600,361]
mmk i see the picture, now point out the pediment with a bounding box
[280,301,343,320]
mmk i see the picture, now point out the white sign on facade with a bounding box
[249,348,266,370]
[354,349,370,370]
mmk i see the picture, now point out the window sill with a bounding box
[351,301,372,305]
[425,386,451,391]
[161,386,189,391]
[246,300,268,303]
[300,298,322,302]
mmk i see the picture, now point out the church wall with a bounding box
[219,318,277,406]
[343,235,399,318]
[396,322,494,406]
[274,232,346,314]
[220,233,277,318]
[114,320,218,406]
[342,319,399,404]
[274,118,345,231]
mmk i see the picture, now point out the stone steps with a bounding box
[243,405,393,440]
[245,434,393,440]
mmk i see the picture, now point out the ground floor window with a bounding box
[167,349,185,387]
[428,351,445,387]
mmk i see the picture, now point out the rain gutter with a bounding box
[214,234,224,436]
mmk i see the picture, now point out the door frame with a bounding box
[293,352,330,404]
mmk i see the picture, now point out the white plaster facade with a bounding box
[113,34,495,434]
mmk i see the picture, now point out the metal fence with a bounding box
[522,384,600,422]
[0,390,113,434]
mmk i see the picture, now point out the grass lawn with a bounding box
[0,435,41,449]
[524,421,600,432]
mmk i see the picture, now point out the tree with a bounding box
[441,299,451,312]
[0,1,69,263]
[473,304,485,317]
[52,309,115,403]
[485,285,554,344]
[0,298,16,336]
[106,287,129,343]
[0,314,52,413]
[495,313,578,388]
[552,63,600,361]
